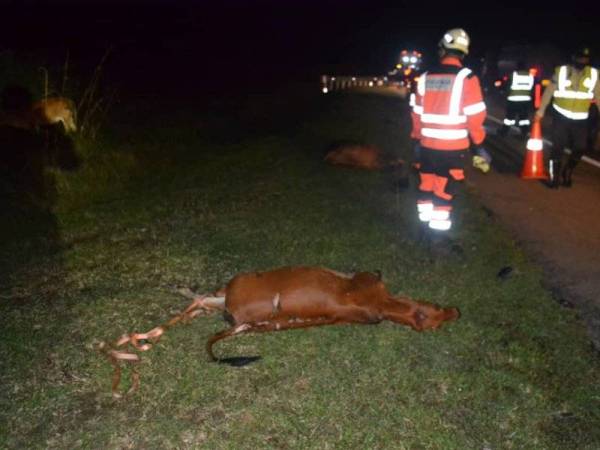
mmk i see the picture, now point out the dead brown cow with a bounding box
[103,267,459,397]
[0,97,77,133]
[31,97,77,132]
[206,267,458,358]
[324,143,403,171]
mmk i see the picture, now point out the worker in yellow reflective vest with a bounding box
[499,61,534,137]
[536,47,600,188]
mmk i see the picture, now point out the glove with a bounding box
[476,147,492,164]
[472,147,491,173]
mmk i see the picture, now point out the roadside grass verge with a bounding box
[1,87,599,449]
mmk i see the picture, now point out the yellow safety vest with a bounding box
[552,65,598,120]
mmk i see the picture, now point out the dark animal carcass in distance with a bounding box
[0,97,77,133]
[324,141,404,171]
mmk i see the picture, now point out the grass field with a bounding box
[1,85,600,449]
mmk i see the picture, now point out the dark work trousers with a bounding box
[501,100,532,135]
[550,109,588,162]
[418,147,467,210]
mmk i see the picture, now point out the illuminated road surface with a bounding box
[472,113,600,349]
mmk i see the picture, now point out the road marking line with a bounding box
[487,114,600,169]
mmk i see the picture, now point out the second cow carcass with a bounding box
[325,142,403,171]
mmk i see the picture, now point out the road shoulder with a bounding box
[466,163,600,350]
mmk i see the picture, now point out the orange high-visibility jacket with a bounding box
[410,56,486,150]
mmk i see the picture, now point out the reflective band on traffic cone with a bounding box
[521,116,548,179]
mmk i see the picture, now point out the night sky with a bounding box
[0,0,597,95]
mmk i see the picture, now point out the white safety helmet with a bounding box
[439,28,470,55]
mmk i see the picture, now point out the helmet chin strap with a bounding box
[440,47,465,60]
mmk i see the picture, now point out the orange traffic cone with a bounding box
[521,116,548,179]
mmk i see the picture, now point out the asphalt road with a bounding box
[469,105,600,350]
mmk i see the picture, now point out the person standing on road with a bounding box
[499,61,534,137]
[536,47,600,188]
[410,28,487,243]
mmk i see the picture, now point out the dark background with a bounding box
[0,0,597,96]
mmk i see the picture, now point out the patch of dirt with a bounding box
[467,159,600,350]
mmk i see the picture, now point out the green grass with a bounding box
[1,85,599,449]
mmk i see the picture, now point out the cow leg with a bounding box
[174,293,226,320]
[206,316,347,363]
[177,288,226,310]
[206,323,253,362]
[196,296,226,311]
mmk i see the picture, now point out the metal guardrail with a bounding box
[319,75,390,93]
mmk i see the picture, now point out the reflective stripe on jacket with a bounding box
[410,56,486,150]
[552,65,598,120]
[508,70,534,102]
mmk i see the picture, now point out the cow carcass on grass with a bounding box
[102,266,459,397]
[324,142,404,171]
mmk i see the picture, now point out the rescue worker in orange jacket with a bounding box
[536,47,600,188]
[410,28,487,237]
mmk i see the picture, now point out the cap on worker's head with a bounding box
[574,47,591,58]
[439,28,470,55]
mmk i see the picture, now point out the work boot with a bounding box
[497,126,508,137]
[546,159,561,189]
[561,158,577,188]
[561,165,572,187]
